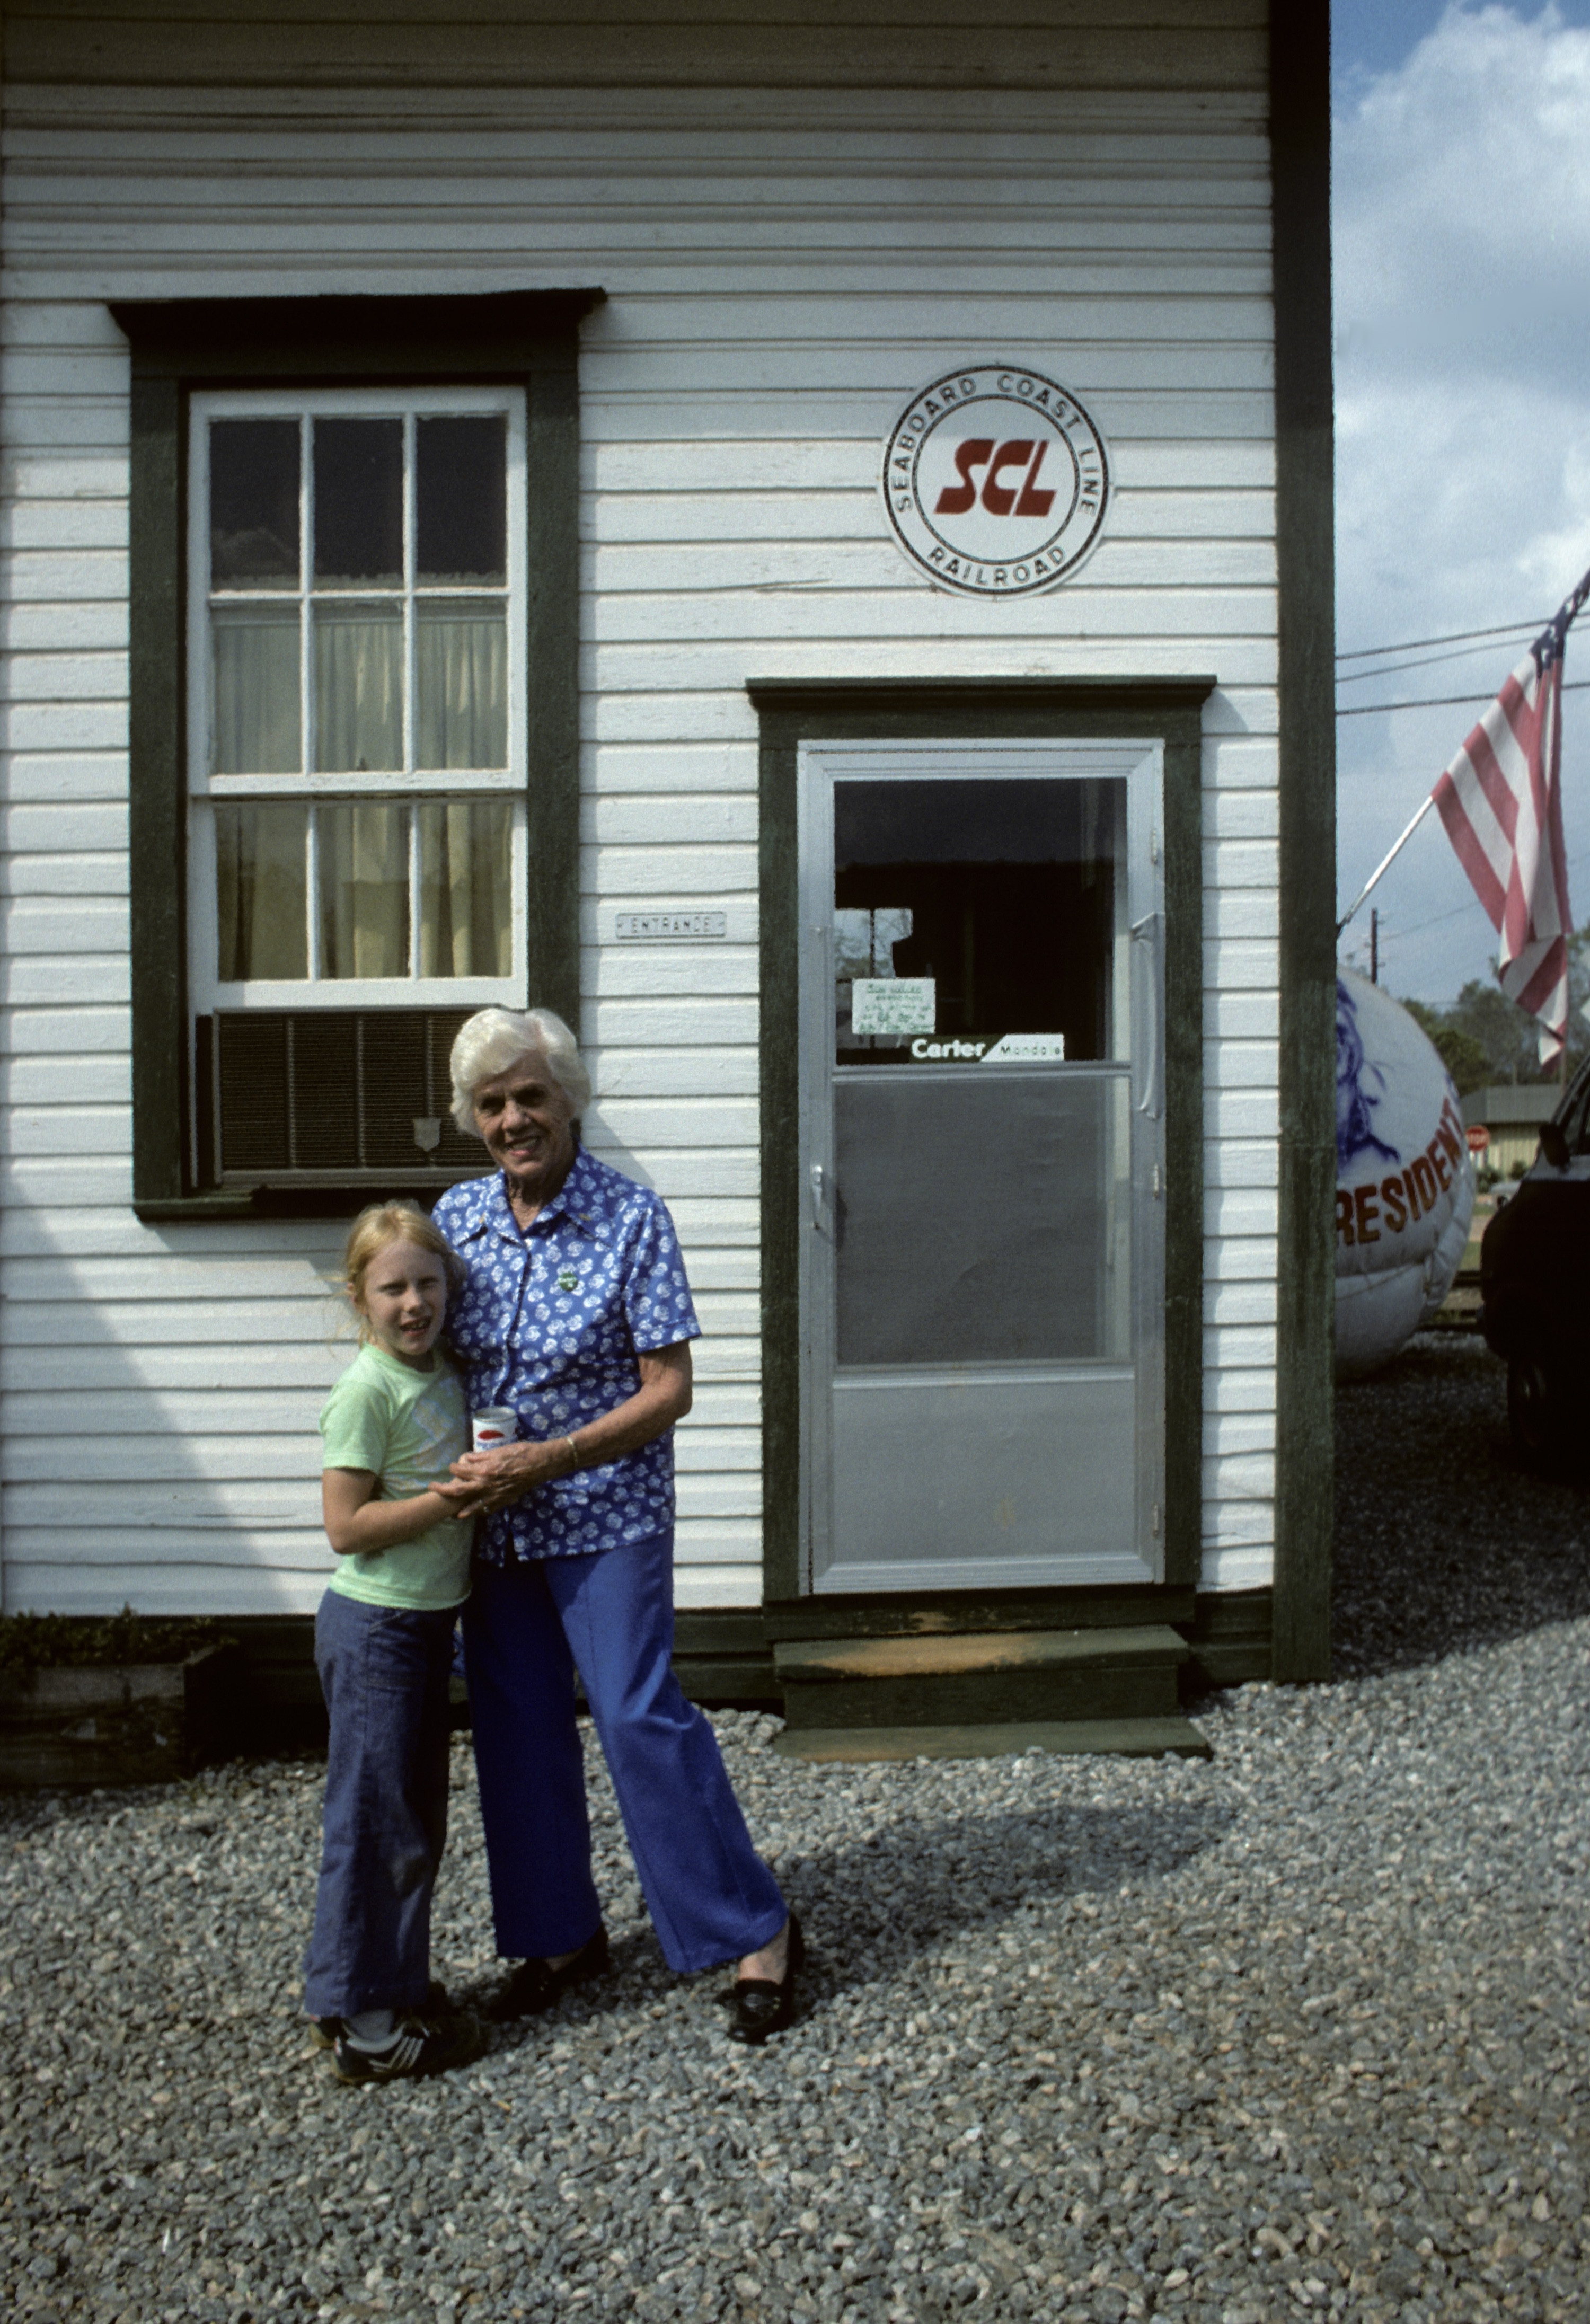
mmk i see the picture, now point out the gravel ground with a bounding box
[4,1335,1590,2324]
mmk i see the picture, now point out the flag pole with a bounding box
[1336,792,1436,938]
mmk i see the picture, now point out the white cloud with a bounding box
[1333,4,1590,1000]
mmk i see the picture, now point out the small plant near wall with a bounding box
[0,1606,235,1680]
[0,1609,241,1788]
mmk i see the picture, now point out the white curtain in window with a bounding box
[314,604,402,772]
[320,802,410,978]
[416,605,507,770]
[215,802,308,979]
[418,799,513,976]
[212,606,301,775]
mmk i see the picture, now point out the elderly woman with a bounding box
[430,1006,798,2044]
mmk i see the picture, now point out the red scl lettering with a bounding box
[1380,1174,1408,1233]
[1335,1189,1355,1245]
[1409,1154,1438,1211]
[1354,1185,1381,1244]
[1015,439,1055,516]
[935,438,995,515]
[981,440,1035,514]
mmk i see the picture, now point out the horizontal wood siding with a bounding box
[7,2,1267,91]
[0,61,1277,1615]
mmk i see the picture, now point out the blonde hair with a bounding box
[341,1201,464,1344]
[449,1006,592,1137]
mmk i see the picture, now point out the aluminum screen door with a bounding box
[799,739,1165,1594]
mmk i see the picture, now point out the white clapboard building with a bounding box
[0,2,1334,1746]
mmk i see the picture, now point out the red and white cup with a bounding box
[471,1408,519,1451]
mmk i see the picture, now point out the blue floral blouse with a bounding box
[432,1145,701,1562]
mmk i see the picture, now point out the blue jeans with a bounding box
[302,1589,456,2019]
[463,1531,786,1974]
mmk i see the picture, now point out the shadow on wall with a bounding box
[1333,1335,1590,1678]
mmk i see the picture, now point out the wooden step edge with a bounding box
[771,1715,1212,1764]
[773,1623,1190,1685]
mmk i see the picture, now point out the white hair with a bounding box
[449,1008,592,1138]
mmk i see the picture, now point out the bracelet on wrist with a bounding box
[564,1434,581,1474]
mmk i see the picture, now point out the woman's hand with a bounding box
[443,1345,693,1523]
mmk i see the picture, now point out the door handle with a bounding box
[1130,911,1162,1120]
[809,1162,827,1231]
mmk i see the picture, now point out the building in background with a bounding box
[0,2,1334,1744]
[1461,1088,1560,1181]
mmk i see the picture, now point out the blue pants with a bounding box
[302,1589,456,2019]
[462,1532,786,1975]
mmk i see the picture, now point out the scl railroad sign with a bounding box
[881,365,1110,598]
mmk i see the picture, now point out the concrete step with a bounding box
[773,1623,1189,1731]
[772,1715,1211,1764]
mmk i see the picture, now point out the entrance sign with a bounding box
[615,910,727,940]
[881,366,1110,598]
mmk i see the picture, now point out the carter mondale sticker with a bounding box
[881,366,1110,597]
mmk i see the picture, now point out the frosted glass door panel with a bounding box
[834,1069,1130,1366]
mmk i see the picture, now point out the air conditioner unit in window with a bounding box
[207,1009,486,1188]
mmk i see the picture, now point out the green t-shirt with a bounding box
[319,1342,472,1611]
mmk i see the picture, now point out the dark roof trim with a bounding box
[109,288,606,381]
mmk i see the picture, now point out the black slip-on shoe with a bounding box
[331,2007,482,2086]
[487,1924,611,2021]
[728,1913,805,2046]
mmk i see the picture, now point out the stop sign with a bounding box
[1465,1123,1490,1155]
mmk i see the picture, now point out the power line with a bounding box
[1351,849,1590,946]
[1336,617,1547,664]
[1339,678,1590,719]
[1337,638,1545,686]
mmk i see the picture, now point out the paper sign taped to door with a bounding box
[851,977,935,1035]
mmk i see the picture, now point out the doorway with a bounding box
[798,739,1166,1593]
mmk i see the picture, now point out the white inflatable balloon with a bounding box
[1334,965,1476,1379]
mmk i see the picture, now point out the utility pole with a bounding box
[1370,908,1379,986]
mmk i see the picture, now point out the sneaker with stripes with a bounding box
[331,2007,482,2085]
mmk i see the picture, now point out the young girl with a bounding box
[302,1203,482,2084]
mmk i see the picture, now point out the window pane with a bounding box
[313,417,402,586]
[212,603,301,774]
[313,602,403,771]
[834,776,1121,1063]
[215,803,308,980]
[209,419,299,589]
[417,798,513,977]
[416,415,507,584]
[319,801,411,979]
[415,603,507,768]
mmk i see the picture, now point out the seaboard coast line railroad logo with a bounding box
[882,365,1111,598]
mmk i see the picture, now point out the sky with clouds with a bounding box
[1330,2,1590,1002]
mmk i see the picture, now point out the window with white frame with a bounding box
[188,388,528,1012]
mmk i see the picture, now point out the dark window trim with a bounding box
[1269,6,1336,1683]
[111,288,603,1222]
[747,675,1212,1607]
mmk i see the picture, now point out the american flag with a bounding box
[1433,578,1587,1066]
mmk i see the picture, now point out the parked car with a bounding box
[1480,1057,1590,1460]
